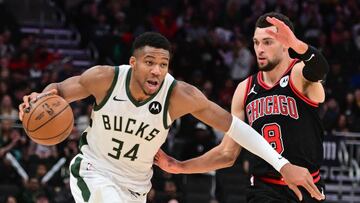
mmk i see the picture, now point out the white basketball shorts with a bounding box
[69,154,147,203]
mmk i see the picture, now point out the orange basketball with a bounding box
[22,94,74,146]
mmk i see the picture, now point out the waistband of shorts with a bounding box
[254,169,320,186]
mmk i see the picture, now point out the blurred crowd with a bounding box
[1,0,360,202]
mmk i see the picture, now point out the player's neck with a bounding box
[128,76,150,102]
[262,57,292,86]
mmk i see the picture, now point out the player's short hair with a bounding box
[132,32,171,55]
[255,12,294,32]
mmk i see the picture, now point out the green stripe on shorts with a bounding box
[71,156,91,202]
[79,132,88,152]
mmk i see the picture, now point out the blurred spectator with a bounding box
[0,32,15,58]
[33,44,61,71]
[181,121,217,160]
[325,61,348,105]
[21,177,43,203]
[0,94,18,120]
[220,35,254,84]
[161,180,182,203]
[151,6,178,40]
[218,79,235,111]
[334,114,349,132]
[6,195,18,203]
[321,97,340,133]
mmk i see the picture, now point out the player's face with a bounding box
[253,26,284,72]
[130,46,170,96]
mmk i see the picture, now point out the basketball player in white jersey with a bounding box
[19,32,324,203]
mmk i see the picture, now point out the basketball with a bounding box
[22,94,74,146]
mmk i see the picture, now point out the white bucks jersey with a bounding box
[79,65,176,193]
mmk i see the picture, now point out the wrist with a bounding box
[290,40,308,55]
[273,156,290,172]
[279,162,291,175]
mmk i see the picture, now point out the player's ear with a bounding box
[129,56,136,68]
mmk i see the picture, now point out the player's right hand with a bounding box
[280,163,325,201]
[154,149,182,174]
[18,89,58,121]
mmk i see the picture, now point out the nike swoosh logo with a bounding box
[113,96,126,101]
[278,157,283,160]
[305,54,315,62]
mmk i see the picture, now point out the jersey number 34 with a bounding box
[108,138,139,161]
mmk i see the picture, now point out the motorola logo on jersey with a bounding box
[149,101,162,114]
[280,76,289,87]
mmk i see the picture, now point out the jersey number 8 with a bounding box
[261,123,284,154]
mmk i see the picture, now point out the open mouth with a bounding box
[146,80,159,91]
[258,57,267,63]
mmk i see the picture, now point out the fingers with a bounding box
[154,159,159,166]
[18,103,27,121]
[266,16,285,27]
[303,177,324,200]
[301,181,316,200]
[265,29,277,38]
[288,184,303,201]
[23,95,31,108]
[49,89,58,95]
[19,95,33,122]
[36,89,58,100]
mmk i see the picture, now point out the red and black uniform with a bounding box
[243,59,325,203]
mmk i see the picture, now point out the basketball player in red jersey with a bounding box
[155,12,328,202]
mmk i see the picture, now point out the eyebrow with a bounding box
[144,55,169,61]
[144,55,155,59]
[253,37,274,41]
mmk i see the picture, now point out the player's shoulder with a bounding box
[171,81,204,101]
[291,60,305,74]
[236,76,253,93]
[89,65,116,76]
[80,65,118,90]
[232,76,253,110]
[168,80,209,119]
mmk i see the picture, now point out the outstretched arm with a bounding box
[156,81,324,201]
[19,65,115,121]
[160,80,288,172]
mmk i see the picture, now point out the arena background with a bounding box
[0,0,359,202]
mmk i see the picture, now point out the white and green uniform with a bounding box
[70,65,176,203]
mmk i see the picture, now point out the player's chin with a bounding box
[258,64,266,70]
[144,83,160,95]
[144,88,158,96]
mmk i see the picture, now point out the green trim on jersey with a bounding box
[70,156,91,201]
[94,66,119,111]
[125,68,165,107]
[79,132,88,153]
[163,80,177,129]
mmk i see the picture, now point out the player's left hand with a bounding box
[154,149,182,174]
[280,163,325,201]
[265,16,298,49]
